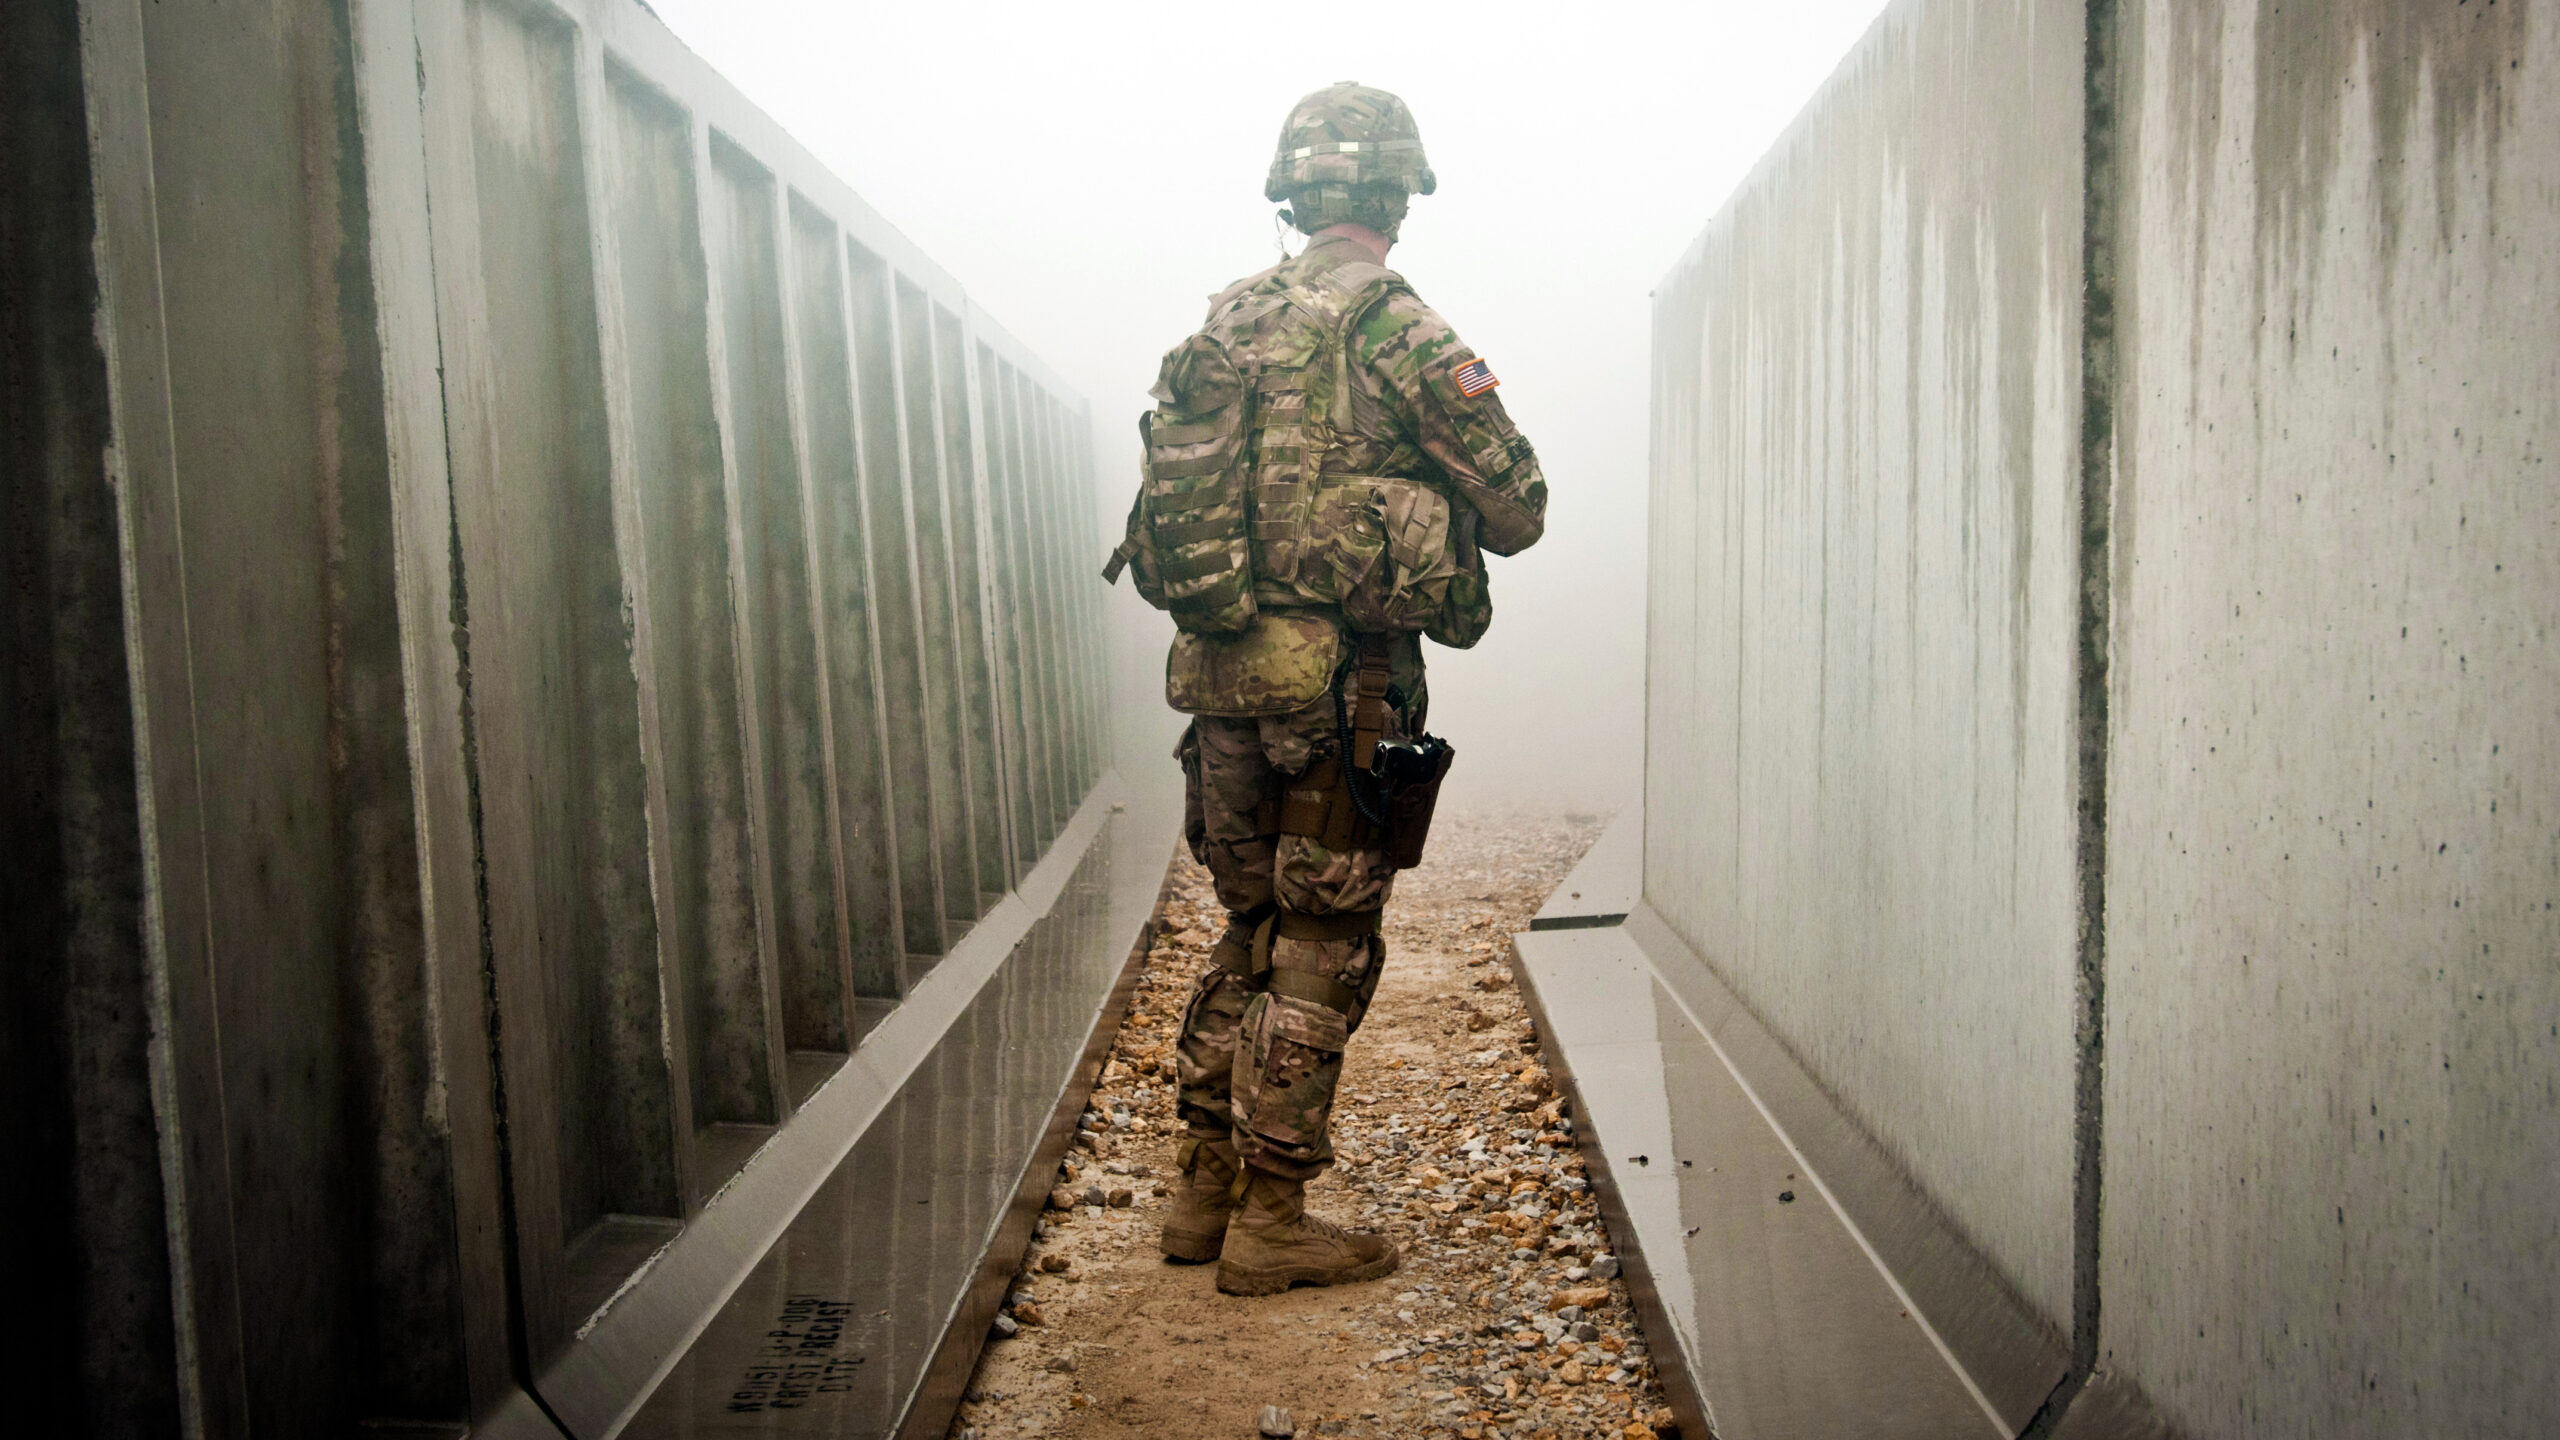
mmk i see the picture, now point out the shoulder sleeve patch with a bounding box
[1452,357,1499,396]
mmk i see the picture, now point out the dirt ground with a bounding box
[946,811,1682,1440]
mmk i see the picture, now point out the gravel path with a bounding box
[948,811,1682,1440]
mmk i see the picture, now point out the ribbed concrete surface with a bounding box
[2101,5,2560,1435]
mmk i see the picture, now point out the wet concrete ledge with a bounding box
[1514,808,2112,1440]
[470,769,1182,1440]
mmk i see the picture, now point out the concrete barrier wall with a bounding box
[1647,0,2087,1333]
[0,0,1117,1432]
[1651,0,2560,1433]
[2102,4,2560,1435]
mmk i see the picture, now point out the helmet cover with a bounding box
[1263,82,1437,203]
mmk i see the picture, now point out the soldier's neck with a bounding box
[1310,223,1393,265]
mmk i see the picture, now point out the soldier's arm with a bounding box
[1354,291,1548,554]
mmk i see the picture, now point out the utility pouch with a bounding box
[1424,510,1492,650]
[1311,476,1462,635]
[1165,611,1341,717]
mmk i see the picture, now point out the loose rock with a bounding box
[947,816,1679,1440]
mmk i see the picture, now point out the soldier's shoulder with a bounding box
[1202,261,1287,320]
[1355,286,1467,380]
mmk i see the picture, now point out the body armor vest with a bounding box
[1109,250,1481,645]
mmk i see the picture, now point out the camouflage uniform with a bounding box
[1171,233,1545,1181]
[1113,83,1546,1287]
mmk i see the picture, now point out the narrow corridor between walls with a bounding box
[950,814,1685,1440]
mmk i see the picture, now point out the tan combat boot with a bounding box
[1215,1166,1400,1296]
[1159,1135,1244,1262]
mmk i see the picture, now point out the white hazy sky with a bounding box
[648,0,1895,809]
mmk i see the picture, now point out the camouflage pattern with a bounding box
[1332,267,1548,556]
[1174,691,1412,1180]
[1237,241,1546,623]
[1154,101,1546,1189]
[1230,930,1382,1176]
[1130,235,1541,710]
[1282,183,1409,243]
[1263,83,1436,202]
[1165,611,1341,718]
[1237,240,1547,604]
[1117,287,1271,634]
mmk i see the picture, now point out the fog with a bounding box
[648,0,1894,812]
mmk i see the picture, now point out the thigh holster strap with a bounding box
[1203,901,1274,978]
[1212,903,1279,980]
[1243,906,1379,981]
[1265,967,1361,1014]
[1274,909,1382,942]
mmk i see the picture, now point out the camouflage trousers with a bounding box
[1173,691,1407,1181]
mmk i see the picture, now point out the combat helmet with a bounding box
[1264,82,1437,204]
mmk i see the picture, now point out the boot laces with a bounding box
[1295,1209,1356,1244]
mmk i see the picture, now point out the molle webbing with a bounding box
[1238,261,1401,595]
[1349,632,1393,771]
[1116,252,1407,633]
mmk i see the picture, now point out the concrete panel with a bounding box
[1003,366,1071,846]
[2102,4,2560,1435]
[110,0,499,1425]
[1517,922,1999,1440]
[787,199,905,998]
[981,351,1059,857]
[20,0,1109,1426]
[1027,388,1087,811]
[710,141,844,1065]
[845,241,948,961]
[1647,0,2087,1329]
[1063,403,1109,791]
[896,279,984,930]
[458,0,679,1275]
[534,775,1174,1440]
[933,306,1012,900]
[0,1,188,1428]
[601,70,778,1151]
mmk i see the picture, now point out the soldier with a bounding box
[1106,82,1546,1296]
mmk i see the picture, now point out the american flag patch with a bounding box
[1452,357,1500,397]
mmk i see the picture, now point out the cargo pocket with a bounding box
[1176,966,1255,1122]
[1233,992,1350,1161]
